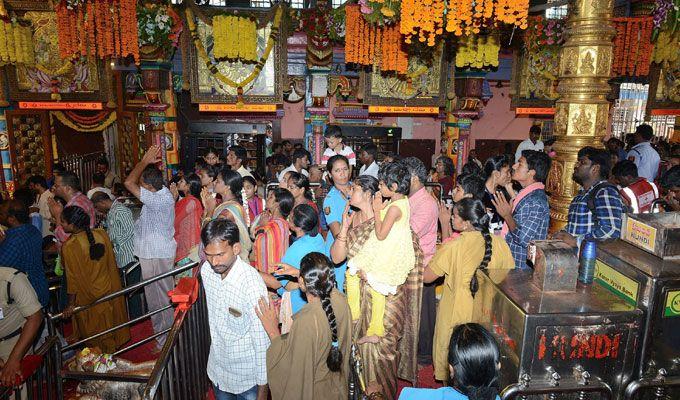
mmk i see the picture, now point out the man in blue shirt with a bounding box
[627,124,660,182]
[554,147,624,249]
[0,199,49,308]
[492,150,551,269]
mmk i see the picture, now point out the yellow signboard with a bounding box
[664,290,680,317]
[594,260,639,306]
[368,106,440,114]
[623,218,657,253]
[198,104,278,112]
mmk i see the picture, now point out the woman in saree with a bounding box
[201,168,252,261]
[60,205,130,353]
[330,175,424,400]
[251,188,294,273]
[323,155,352,292]
[288,172,318,213]
[171,173,203,272]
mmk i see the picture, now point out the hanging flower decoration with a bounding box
[0,18,35,65]
[455,35,499,69]
[137,4,182,52]
[612,17,654,77]
[652,0,679,32]
[345,4,408,74]
[212,14,258,63]
[400,0,445,45]
[523,16,565,52]
[359,0,401,25]
[446,0,529,36]
[55,0,140,62]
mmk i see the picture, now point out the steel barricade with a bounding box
[623,369,680,400]
[142,279,210,399]
[0,336,62,400]
[501,376,614,400]
[58,152,105,192]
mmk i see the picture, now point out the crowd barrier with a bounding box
[58,152,104,193]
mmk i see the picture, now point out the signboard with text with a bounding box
[18,102,103,110]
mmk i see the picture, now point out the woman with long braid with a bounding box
[423,198,514,382]
[256,252,351,400]
[60,206,130,353]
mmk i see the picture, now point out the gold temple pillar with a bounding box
[548,0,615,231]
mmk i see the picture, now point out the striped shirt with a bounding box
[134,187,176,260]
[321,145,356,167]
[105,199,136,268]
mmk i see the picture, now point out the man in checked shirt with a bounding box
[200,219,270,400]
[553,147,624,249]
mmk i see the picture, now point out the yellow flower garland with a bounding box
[50,111,118,133]
[213,14,258,63]
[455,35,499,68]
[186,6,281,90]
[0,20,35,65]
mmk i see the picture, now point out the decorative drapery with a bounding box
[51,110,117,132]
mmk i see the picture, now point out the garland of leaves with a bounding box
[185,6,282,91]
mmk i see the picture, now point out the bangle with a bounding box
[336,235,347,242]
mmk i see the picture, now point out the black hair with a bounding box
[282,140,292,147]
[201,218,240,247]
[292,203,319,236]
[272,143,283,153]
[3,199,29,224]
[660,165,680,190]
[217,168,243,196]
[141,165,165,191]
[229,145,248,163]
[529,125,542,136]
[326,154,349,173]
[461,162,483,177]
[199,164,219,182]
[12,188,34,214]
[27,175,48,189]
[401,157,428,185]
[353,175,379,196]
[288,172,314,202]
[636,124,654,141]
[184,173,203,199]
[59,171,82,192]
[204,146,220,158]
[62,205,104,261]
[608,137,625,148]
[448,323,501,400]
[271,187,295,218]
[242,175,258,188]
[299,252,342,372]
[291,148,310,164]
[437,156,456,177]
[324,125,343,139]
[91,191,113,204]
[52,163,66,174]
[271,153,290,167]
[454,198,492,298]
[521,150,552,184]
[612,160,638,180]
[457,173,486,200]
[92,173,106,186]
[483,155,510,181]
[577,146,611,180]
[360,143,378,160]
[378,162,411,195]
[96,158,109,167]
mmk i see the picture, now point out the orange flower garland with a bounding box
[345,4,408,74]
[612,17,654,77]
[55,0,139,62]
[400,0,445,46]
[446,0,528,36]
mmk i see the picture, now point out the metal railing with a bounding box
[58,151,105,192]
[0,336,61,400]
[142,278,211,399]
[623,369,680,400]
[501,376,613,400]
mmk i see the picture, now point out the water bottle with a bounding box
[578,239,597,284]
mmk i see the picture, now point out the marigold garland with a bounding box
[455,35,499,68]
[345,4,408,74]
[400,0,445,46]
[446,0,528,36]
[186,6,282,91]
[55,0,140,62]
[51,110,117,133]
[0,19,34,65]
[212,14,258,63]
[612,17,654,77]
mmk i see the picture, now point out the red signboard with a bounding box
[516,107,556,115]
[650,109,680,116]
[18,102,104,110]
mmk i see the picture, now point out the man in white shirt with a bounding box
[627,124,661,182]
[124,145,177,351]
[27,175,54,237]
[515,125,544,162]
[278,148,310,182]
[358,143,379,179]
[201,218,270,400]
[227,145,255,179]
[86,173,114,200]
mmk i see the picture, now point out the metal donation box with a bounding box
[596,213,680,398]
[473,241,643,399]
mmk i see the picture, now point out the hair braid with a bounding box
[470,228,493,298]
[85,227,105,261]
[319,278,343,372]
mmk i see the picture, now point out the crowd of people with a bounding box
[0,123,679,400]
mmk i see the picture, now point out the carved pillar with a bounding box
[547,0,615,231]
